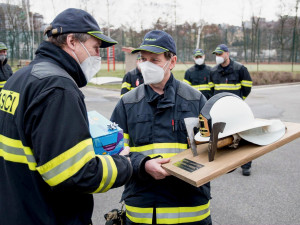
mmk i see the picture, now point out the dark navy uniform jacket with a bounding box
[121,67,144,97]
[0,58,13,90]
[184,64,212,100]
[0,41,132,225]
[111,75,212,225]
[209,59,252,100]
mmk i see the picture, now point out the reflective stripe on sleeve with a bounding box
[241,80,253,87]
[121,82,132,90]
[208,82,214,88]
[92,155,118,193]
[183,79,191,85]
[123,133,129,147]
[191,84,210,91]
[0,134,36,170]
[130,143,187,158]
[0,81,6,88]
[214,83,241,90]
[36,138,95,186]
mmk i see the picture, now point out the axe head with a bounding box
[184,117,200,157]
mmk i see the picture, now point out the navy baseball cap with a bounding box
[0,42,7,50]
[45,8,117,48]
[131,30,176,55]
[212,44,229,54]
[193,49,204,56]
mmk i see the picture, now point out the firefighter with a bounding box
[120,54,144,97]
[111,30,211,225]
[183,49,212,99]
[209,44,253,176]
[0,8,133,225]
[0,42,13,91]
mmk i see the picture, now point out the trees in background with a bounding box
[0,0,299,65]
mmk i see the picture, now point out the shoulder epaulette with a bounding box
[122,84,145,104]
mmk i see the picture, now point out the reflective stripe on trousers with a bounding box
[126,201,210,224]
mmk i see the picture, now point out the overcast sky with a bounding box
[2,0,299,30]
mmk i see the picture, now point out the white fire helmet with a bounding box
[194,93,286,145]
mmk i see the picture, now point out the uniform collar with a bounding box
[145,74,176,109]
[217,58,233,73]
[34,41,87,87]
[195,63,205,69]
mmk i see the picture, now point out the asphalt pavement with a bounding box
[81,84,300,225]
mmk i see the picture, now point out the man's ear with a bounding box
[65,34,77,51]
[170,55,177,70]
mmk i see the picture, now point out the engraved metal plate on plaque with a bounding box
[173,158,204,172]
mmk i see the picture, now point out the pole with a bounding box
[113,45,115,71]
[107,47,110,72]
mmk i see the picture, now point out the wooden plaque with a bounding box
[162,122,300,187]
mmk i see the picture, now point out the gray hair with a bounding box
[47,33,91,48]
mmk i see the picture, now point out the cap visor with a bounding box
[88,31,118,48]
[238,119,286,146]
[131,45,168,54]
[194,119,272,143]
[212,50,224,54]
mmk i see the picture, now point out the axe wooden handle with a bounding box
[217,136,234,148]
[195,136,234,148]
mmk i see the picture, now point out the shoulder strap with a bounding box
[122,84,145,104]
[31,62,76,85]
[233,61,243,71]
[177,80,201,101]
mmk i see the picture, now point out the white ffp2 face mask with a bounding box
[194,58,204,65]
[73,42,101,83]
[0,55,6,63]
[139,61,169,85]
[216,56,225,65]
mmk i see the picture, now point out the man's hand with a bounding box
[119,146,130,156]
[145,158,171,180]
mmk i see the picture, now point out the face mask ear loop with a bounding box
[163,58,172,73]
[80,41,91,57]
[72,51,80,64]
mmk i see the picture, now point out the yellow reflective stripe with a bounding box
[241,80,253,87]
[214,83,241,90]
[137,44,169,53]
[130,143,187,156]
[123,133,129,147]
[242,96,246,100]
[121,82,132,90]
[36,139,95,186]
[192,84,210,91]
[148,153,177,158]
[92,155,118,193]
[208,82,214,88]
[0,134,36,171]
[125,202,210,224]
[126,204,153,224]
[183,79,191,85]
[156,201,210,224]
[0,81,5,88]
